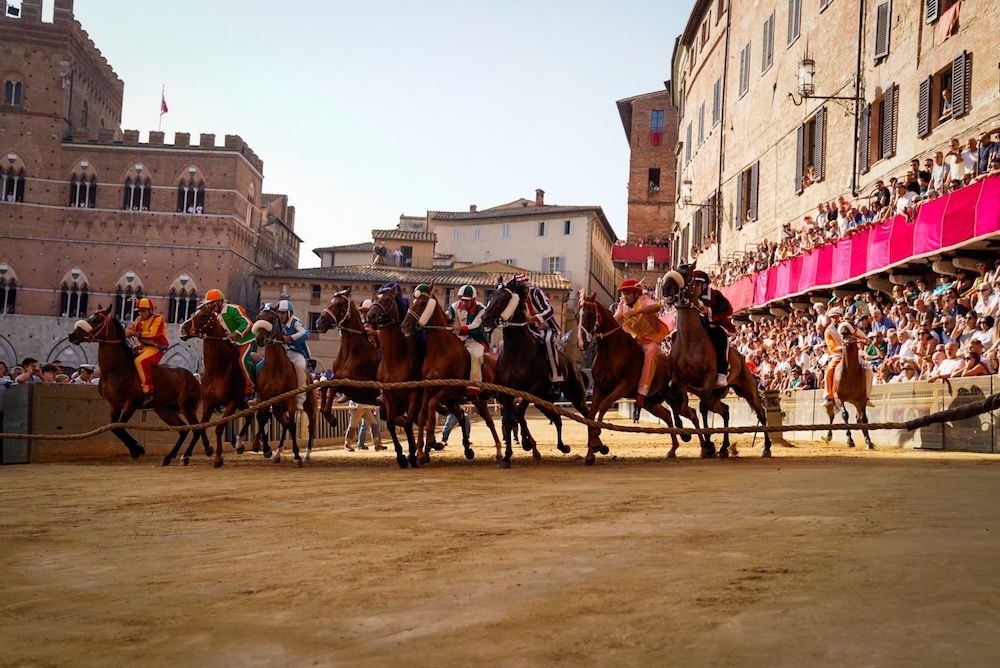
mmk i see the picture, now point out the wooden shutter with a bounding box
[881,82,895,159]
[541,256,549,272]
[859,103,871,174]
[736,170,745,230]
[795,123,805,194]
[925,0,940,24]
[814,106,827,182]
[917,75,932,138]
[787,0,801,46]
[874,1,891,61]
[749,161,759,222]
[952,50,969,118]
[713,78,721,125]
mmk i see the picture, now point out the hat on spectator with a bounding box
[902,361,919,371]
[870,331,883,338]
[828,307,844,317]
[79,364,96,372]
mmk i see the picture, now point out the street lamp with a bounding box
[789,54,863,106]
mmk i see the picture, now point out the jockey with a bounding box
[823,307,846,404]
[517,275,563,394]
[202,288,256,402]
[691,270,736,388]
[445,284,489,396]
[276,299,311,410]
[124,297,168,407]
[359,298,379,351]
[613,278,670,408]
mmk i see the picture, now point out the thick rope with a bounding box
[0,378,952,441]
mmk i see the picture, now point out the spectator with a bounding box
[954,350,990,378]
[928,342,964,381]
[15,358,43,384]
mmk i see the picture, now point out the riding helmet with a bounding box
[277,299,294,312]
[413,284,431,297]
[458,285,477,300]
[205,288,225,302]
[135,297,154,310]
[360,299,373,311]
[692,270,710,283]
[618,279,643,293]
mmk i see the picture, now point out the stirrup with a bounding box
[715,373,728,388]
[141,392,156,408]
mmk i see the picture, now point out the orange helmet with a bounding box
[618,279,643,293]
[205,288,225,302]
[135,297,154,310]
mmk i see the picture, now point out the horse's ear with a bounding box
[345,286,352,297]
[101,303,113,316]
[428,280,436,293]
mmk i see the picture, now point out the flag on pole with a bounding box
[160,87,169,115]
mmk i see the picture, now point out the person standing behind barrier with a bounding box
[123,298,168,407]
[440,406,471,446]
[344,400,383,451]
[276,300,310,411]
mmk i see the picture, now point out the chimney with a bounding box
[535,189,545,206]
[469,204,477,213]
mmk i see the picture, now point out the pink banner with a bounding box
[721,276,754,312]
[736,175,1000,309]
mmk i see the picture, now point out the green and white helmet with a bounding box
[458,284,476,300]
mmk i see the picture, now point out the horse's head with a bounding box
[368,283,402,331]
[252,305,282,347]
[316,287,353,333]
[180,302,221,341]
[401,282,438,337]
[69,304,118,344]
[482,276,526,332]
[661,264,695,306]
[576,290,599,351]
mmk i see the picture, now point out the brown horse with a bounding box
[251,306,317,467]
[576,292,694,465]
[400,283,503,465]
[821,333,874,449]
[661,266,772,458]
[367,283,422,468]
[179,303,254,467]
[481,277,589,467]
[68,305,203,464]
[315,287,381,407]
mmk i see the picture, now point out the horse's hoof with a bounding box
[296,459,303,468]
[431,442,445,451]
[272,454,282,463]
[532,450,542,461]
[464,449,475,460]
[181,456,190,466]
[499,460,511,470]
[700,449,715,459]
[666,451,677,459]
[584,457,595,466]
[557,444,570,454]
[205,446,214,457]
[160,456,171,467]
[680,433,692,443]
[408,455,421,469]
[719,449,729,459]
[213,459,223,469]
[598,445,609,455]
[396,455,409,469]
[521,442,533,452]
[847,443,855,449]
[762,450,772,458]
[304,451,311,461]
[820,434,832,442]
[866,444,875,450]
[130,447,145,460]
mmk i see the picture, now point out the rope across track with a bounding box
[2,377,982,442]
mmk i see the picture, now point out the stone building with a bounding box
[0,0,299,370]
[672,0,1000,271]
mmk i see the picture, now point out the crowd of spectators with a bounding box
[698,258,1000,393]
[713,132,1000,286]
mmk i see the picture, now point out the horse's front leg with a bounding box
[537,403,568,456]
[257,408,272,459]
[110,405,145,460]
[822,401,835,443]
[699,400,716,458]
[585,382,628,465]
[860,408,874,450]
[842,405,855,448]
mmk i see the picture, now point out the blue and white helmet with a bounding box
[277,299,294,313]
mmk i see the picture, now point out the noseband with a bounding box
[255,308,285,347]
[368,291,400,329]
[322,297,366,336]
[75,310,121,343]
[184,307,228,340]
[578,298,622,346]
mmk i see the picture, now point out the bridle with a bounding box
[487,287,530,329]
[183,304,230,341]
[577,297,623,348]
[255,307,285,347]
[74,310,122,344]
[321,296,367,336]
[403,294,451,331]
[367,289,400,330]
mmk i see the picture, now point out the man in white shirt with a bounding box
[895,184,919,213]
[928,342,964,381]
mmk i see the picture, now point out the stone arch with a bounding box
[47,338,88,367]
[0,334,17,368]
[161,345,198,373]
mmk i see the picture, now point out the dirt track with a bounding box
[3,412,1000,667]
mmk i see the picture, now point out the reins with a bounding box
[579,299,624,341]
[323,299,367,336]
[80,310,124,344]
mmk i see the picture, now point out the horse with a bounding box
[821,333,874,449]
[366,283,422,468]
[576,292,695,465]
[315,287,381,407]
[400,283,503,465]
[68,304,204,464]
[178,303,256,467]
[661,265,773,458]
[251,306,317,467]
[481,277,589,467]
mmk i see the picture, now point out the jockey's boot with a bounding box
[141,392,155,408]
[244,392,256,405]
[716,373,728,388]
[467,387,480,397]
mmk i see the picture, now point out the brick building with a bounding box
[0,0,299,370]
[612,89,678,285]
[672,0,1000,273]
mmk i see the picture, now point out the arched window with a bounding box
[0,263,17,314]
[123,176,151,211]
[176,177,205,214]
[245,186,256,228]
[1,165,26,203]
[69,173,97,208]
[114,285,144,324]
[81,100,88,128]
[166,274,198,323]
[4,80,22,106]
[60,283,89,318]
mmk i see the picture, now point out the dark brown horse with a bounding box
[179,303,254,467]
[68,304,203,464]
[400,283,503,464]
[821,333,874,449]
[251,306,317,467]
[367,283,422,468]
[315,287,381,407]
[661,266,772,458]
[481,277,589,467]
[576,292,694,465]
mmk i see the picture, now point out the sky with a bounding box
[71,0,691,268]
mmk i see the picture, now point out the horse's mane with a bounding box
[109,313,133,355]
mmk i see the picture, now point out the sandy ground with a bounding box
[2,411,1000,668]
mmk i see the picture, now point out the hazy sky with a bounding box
[72,1,690,267]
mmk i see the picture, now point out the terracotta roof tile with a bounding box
[372,229,437,242]
[253,265,573,291]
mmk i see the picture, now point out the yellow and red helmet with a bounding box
[618,279,643,294]
[205,288,225,303]
[135,297,154,310]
